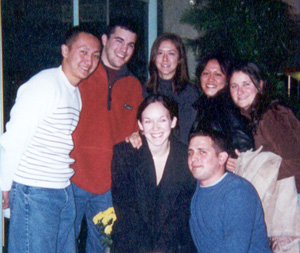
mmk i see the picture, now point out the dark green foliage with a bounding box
[181,0,300,118]
[181,0,300,81]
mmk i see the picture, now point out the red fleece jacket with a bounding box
[71,63,143,194]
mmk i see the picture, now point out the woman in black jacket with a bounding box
[111,95,196,252]
[192,54,254,158]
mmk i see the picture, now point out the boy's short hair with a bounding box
[64,24,100,48]
[189,130,228,154]
[105,17,138,39]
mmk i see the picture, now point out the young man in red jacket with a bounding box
[70,18,143,252]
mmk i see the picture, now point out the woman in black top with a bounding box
[144,33,199,144]
[192,53,254,158]
[111,95,196,252]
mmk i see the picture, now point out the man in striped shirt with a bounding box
[0,25,101,252]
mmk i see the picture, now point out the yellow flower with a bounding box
[104,224,113,235]
[93,207,116,247]
[93,207,115,225]
[93,212,104,224]
[102,212,116,226]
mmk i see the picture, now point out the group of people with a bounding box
[1,16,300,253]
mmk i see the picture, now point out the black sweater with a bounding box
[145,78,199,144]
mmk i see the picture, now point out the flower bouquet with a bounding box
[93,207,117,249]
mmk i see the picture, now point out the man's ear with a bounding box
[171,117,177,129]
[138,120,143,131]
[218,151,229,166]
[101,34,108,46]
[61,44,69,58]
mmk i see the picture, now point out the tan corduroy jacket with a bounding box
[236,147,300,253]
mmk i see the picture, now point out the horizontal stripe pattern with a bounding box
[14,106,80,188]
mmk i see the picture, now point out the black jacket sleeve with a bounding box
[192,91,254,158]
[224,105,254,157]
[111,142,146,252]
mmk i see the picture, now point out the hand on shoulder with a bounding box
[125,131,143,149]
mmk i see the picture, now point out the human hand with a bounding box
[125,131,142,149]
[2,190,9,209]
[270,236,295,252]
[226,149,241,173]
[226,157,237,172]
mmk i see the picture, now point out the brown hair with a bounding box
[230,61,279,134]
[137,94,178,124]
[146,33,189,94]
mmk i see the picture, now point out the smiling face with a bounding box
[200,59,227,97]
[155,40,179,80]
[61,32,101,86]
[230,71,261,110]
[101,26,137,70]
[188,136,228,186]
[138,101,177,149]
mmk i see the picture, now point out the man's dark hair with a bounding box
[189,130,228,154]
[105,17,138,39]
[64,24,100,48]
